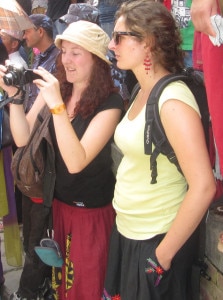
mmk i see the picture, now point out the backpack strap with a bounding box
[128,82,141,108]
[145,73,190,183]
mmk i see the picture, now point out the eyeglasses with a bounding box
[112,31,141,45]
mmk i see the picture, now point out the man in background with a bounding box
[0,30,28,68]
[23,14,60,112]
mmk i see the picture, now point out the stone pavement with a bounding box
[0,225,24,300]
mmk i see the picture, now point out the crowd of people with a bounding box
[0,0,222,299]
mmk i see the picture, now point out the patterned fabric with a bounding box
[0,0,34,31]
[52,199,115,300]
[102,289,121,299]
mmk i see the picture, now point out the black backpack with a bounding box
[129,67,210,184]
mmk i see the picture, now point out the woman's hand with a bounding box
[0,64,20,97]
[33,67,63,108]
[155,247,171,271]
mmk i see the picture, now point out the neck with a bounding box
[134,65,170,94]
[35,39,53,53]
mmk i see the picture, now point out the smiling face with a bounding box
[61,40,94,86]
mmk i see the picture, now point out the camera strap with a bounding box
[0,88,25,109]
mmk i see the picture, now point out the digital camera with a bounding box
[3,63,42,86]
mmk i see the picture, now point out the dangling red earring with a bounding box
[144,56,152,74]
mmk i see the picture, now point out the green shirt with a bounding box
[172,0,194,50]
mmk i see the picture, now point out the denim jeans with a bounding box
[183,50,193,68]
[98,2,118,38]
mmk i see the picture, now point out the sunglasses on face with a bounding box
[112,31,141,45]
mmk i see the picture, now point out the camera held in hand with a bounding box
[3,63,42,86]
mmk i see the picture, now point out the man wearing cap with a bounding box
[23,13,60,112]
[59,2,99,25]
[0,30,28,68]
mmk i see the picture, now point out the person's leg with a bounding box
[0,239,10,300]
[17,201,51,299]
[100,22,114,39]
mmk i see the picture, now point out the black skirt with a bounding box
[103,224,198,300]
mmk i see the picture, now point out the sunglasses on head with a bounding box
[112,31,141,45]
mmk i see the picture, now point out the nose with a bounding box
[108,38,116,51]
[62,52,72,65]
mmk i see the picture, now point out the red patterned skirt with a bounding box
[52,199,115,300]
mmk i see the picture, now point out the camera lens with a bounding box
[3,72,19,86]
[3,73,14,86]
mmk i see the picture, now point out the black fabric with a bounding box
[47,0,71,20]
[18,196,51,299]
[104,225,198,300]
[50,92,123,208]
[0,106,14,149]
[16,0,32,15]
[141,68,209,184]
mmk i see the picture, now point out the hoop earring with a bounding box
[144,56,152,74]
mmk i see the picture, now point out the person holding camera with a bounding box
[0,20,123,299]
[1,14,60,300]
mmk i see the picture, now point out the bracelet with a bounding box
[50,103,66,114]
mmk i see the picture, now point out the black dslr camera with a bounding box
[3,63,42,86]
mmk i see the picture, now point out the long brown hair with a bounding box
[116,0,184,73]
[54,52,118,119]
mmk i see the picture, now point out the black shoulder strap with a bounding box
[128,82,141,107]
[145,73,190,184]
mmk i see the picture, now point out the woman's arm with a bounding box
[33,67,122,173]
[10,92,46,146]
[0,64,46,147]
[155,98,216,270]
[52,107,122,173]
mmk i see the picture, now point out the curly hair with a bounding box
[115,0,184,73]
[54,52,118,119]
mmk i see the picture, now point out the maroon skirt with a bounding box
[52,199,115,300]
